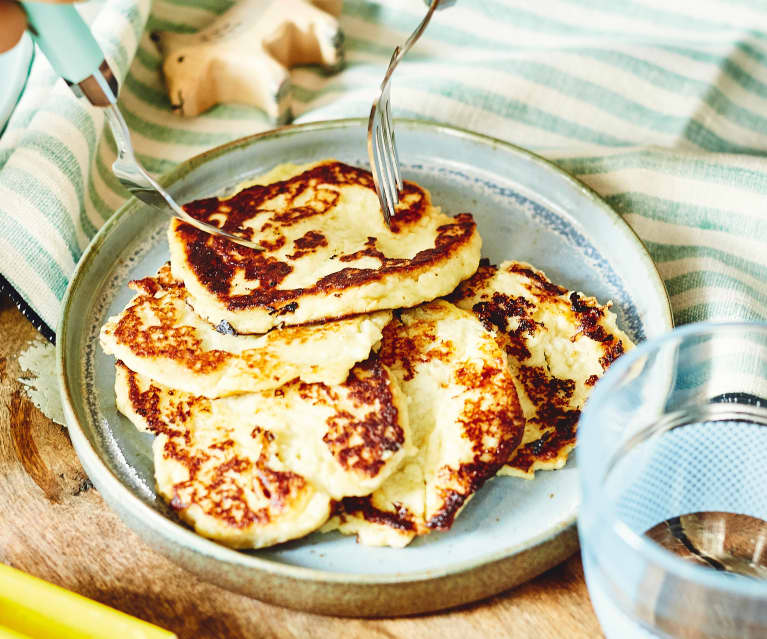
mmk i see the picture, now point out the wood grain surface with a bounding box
[0,294,604,639]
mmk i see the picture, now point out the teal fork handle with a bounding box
[21,2,104,85]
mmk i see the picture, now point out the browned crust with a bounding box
[426,361,525,530]
[129,261,178,294]
[118,350,407,532]
[122,360,191,441]
[378,313,455,382]
[508,262,568,296]
[106,264,396,388]
[569,291,627,369]
[119,362,310,530]
[334,497,417,533]
[109,265,232,375]
[379,304,525,533]
[451,261,629,474]
[568,291,625,368]
[320,356,405,477]
[288,230,327,259]
[174,161,478,314]
[469,290,539,361]
[507,365,580,473]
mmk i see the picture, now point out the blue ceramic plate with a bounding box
[0,33,33,136]
[58,119,673,617]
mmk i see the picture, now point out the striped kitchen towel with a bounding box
[0,0,151,341]
[2,0,767,341]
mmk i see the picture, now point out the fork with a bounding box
[368,0,455,227]
[21,3,263,251]
[104,104,264,250]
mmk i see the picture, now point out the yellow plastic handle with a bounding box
[0,564,176,639]
[0,624,33,639]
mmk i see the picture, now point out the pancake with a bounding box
[100,263,391,398]
[168,160,481,333]
[450,260,635,478]
[115,354,412,549]
[324,301,525,547]
[115,363,329,548]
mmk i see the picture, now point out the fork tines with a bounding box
[370,93,400,227]
[368,1,444,229]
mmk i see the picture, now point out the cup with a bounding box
[578,322,767,639]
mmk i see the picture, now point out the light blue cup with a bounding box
[0,32,34,136]
[1,3,105,136]
[578,322,767,639]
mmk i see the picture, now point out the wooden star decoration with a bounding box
[152,0,344,122]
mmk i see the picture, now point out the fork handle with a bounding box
[423,0,457,8]
[21,2,119,106]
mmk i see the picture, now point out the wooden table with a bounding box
[0,294,603,638]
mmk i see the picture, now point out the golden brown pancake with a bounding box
[168,160,481,333]
[115,354,412,549]
[115,363,329,548]
[450,260,634,478]
[100,263,391,398]
[324,301,525,547]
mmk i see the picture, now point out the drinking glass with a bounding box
[578,322,767,639]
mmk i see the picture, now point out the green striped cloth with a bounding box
[2,0,767,341]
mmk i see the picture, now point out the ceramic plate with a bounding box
[58,119,672,617]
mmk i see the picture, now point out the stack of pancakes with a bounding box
[101,160,633,549]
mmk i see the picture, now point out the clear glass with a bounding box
[578,322,767,639]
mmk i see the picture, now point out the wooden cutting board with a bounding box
[0,294,603,639]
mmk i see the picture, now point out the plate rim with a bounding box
[57,117,673,588]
